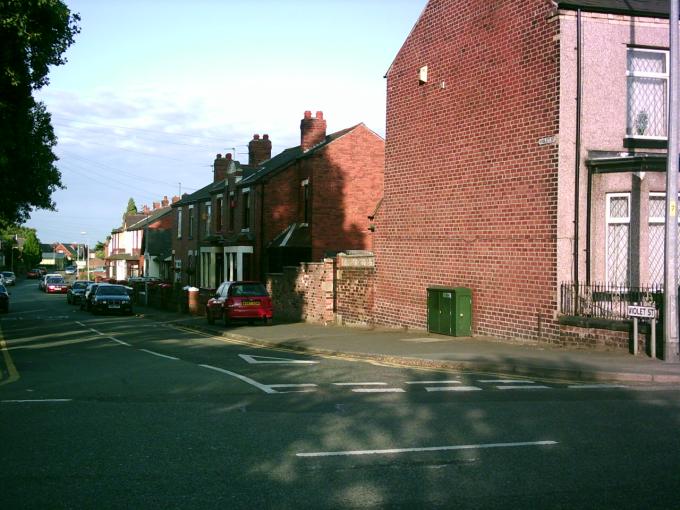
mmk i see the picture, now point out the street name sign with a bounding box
[627,305,657,319]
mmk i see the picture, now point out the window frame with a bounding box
[605,192,631,285]
[241,188,251,232]
[625,47,669,140]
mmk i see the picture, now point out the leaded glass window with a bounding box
[627,49,668,138]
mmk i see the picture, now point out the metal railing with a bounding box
[560,282,663,321]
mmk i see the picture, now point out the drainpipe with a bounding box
[260,181,266,280]
[574,9,583,287]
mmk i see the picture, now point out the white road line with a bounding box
[351,388,405,393]
[568,384,628,389]
[238,354,319,364]
[2,399,72,403]
[268,384,318,388]
[426,386,482,392]
[75,321,86,327]
[333,382,388,386]
[478,380,535,384]
[199,364,278,394]
[496,385,551,390]
[110,338,131,347]
[139,349,179,361]
[405,380,461,385]
[296,440,558,458]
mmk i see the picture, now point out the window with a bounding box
[627,48,668,138]
[204,201,211,237]
[188,206,194,239]
[229,192,236,231]
[648,192,680,286]
[606,193,630,285]
[177,209,183,239]
[301,179,310,224]
[242,188,250,231]
[215,195,223,232]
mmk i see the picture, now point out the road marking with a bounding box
[238,354,319,365]
[568,384,628,389]
[0,327,19,386]
[478,380,535,384]
[267,384,317,393]
[110,337,131,346]
[139,349,179,361]
[199,364,278,394]
[2,399,72,403]
[496,385,551,390]
[75,321,87,327]
[296,440,558,458]
[332,382,388,386]
[351,388,405,393]
[405,380,461,385]
[426,386,482,392]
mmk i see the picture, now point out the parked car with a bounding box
[67,280,90,305]
[206,281,273,326]
[39,273,61,291]
[27,268,41,279]
[64,265,77,275]
[0,284,9,313]
[81,283,106,311]
[45,276,68,294]
[1,271,16,286]
[90,284,133,315]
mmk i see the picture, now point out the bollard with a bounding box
[187,287,200,315]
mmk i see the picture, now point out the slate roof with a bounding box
[238,125,360,187]
[557,0,674,17]
[127,206,172,230]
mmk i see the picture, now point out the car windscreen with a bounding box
[46,277,64,284]
[96,286,127,296]
[230,283,268,297]
[73,282,89,290]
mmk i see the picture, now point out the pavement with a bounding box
[134,304,680,384]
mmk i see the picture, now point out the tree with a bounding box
[0,1,80,227]
[0,225,41,270]
[94,239,107,259]
[126,198,138,215]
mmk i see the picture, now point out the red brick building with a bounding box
[171,111,384,288]
[376,0,680,344]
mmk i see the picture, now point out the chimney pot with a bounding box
[153,202,160,210]
[263,134,269,140]
[161,196,169,207]
[304,110,312,119]
[172,195,180,203]
[316,111,323,119]
[253,134,260,140]
[216,153,222,159]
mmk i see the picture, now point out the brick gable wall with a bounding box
[376,0,561,341]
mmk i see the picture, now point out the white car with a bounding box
[1,271,16,285]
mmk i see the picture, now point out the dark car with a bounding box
[206,281,273,326]
[81,283,105,311]
[0,284,9,313]
[67,280,90,304]
[45,276,68,294]
[90,284,133,315]
[27,268,41,279]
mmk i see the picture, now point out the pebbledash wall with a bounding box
[374,0,562,342]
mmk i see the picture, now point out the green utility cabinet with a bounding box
[427,287,472,337]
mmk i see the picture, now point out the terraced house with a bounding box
[171,111,384,289]
[375,0,680,347]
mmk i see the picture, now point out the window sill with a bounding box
[623,136,667,150]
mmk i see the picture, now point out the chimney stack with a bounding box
[172,195,180,204]
[153,202,160,210]
[161,196,169,207]
[213,153,231,182]
[301,110,326,151]
[143,204,150,214]
[248,133,272,167]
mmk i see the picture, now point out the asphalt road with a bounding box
[1,279,680,509]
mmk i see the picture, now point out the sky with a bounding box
[27,0,428,246]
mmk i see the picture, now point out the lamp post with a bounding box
[81,232,89,281]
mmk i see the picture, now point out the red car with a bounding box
[45,276,68,294]
[206,281,273,326]
[27,268,41,279]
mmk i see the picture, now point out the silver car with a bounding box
[1,271,16,286]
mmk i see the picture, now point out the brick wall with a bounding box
[375,0,561,342]
[267,260,335,324]
[335,253,376,327]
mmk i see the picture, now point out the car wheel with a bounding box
[206,308,215,325]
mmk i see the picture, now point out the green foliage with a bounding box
[126,198,138,216]
[0,0,80,226]
[94,240,106,259]
[0,225,41,270]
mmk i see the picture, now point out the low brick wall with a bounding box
[335,253,376,327]
[558,316,653,352]
[267,260,335,324]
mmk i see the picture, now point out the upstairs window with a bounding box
[242,188,251,231]
[188,206,194,239]
[177,209,183,239]
[627,48,668,139]
[215,195,223,232]
[204,201,211,237]
[301,179,310,224]
[229,192,235,231]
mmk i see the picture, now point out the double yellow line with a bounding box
[0,326,19,386]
